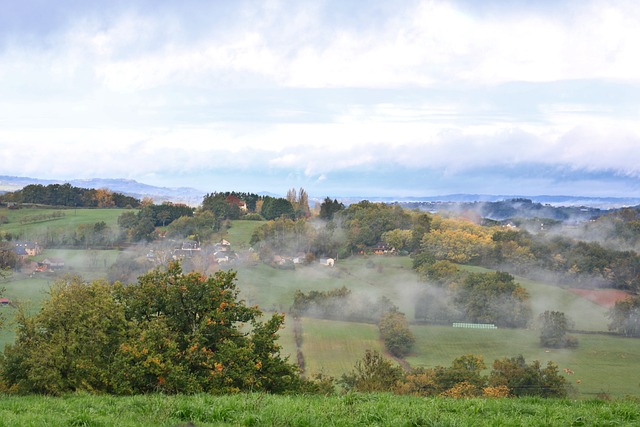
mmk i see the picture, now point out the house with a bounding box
[41,257,65,270]
[213,239,231,253]
[0,298,10,306]
[181,240,201,251]
[373,242,392,255]
[225,195,248,211]
[13,241,41,257]
[13,246,29,259]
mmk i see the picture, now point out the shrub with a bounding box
[340,350,404,392]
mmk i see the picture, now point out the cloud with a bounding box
[1,0,640,197]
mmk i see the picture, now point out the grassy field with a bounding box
[221,219,264,248]
[0,207,129,241]
[2,212,640,399]
[0,393,637,426]
[248,259,640,398]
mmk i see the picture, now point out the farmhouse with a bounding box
[13,241,41,257]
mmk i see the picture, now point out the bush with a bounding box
[340,350,404,392]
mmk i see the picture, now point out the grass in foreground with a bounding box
[0,393,637,426]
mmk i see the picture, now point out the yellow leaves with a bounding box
[440,381,481,398]
[255,360,262,370]
[482,385,511,398]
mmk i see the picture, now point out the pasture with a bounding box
[0,207,129,240]
[2,212,640,399]
[222,219,264,248]
[0,393,638,426]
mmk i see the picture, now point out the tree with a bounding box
[608,296,640,337]
[0,243,19,270]
[538,311,577,348]
[340,350,404,392]
[319,197,344,220]
[381,229,413,252]
[453,272,531,328]
[261,197,295,220]
[297,187,310,218]
[2,276,128,394]
[112,262,302,393]
[378,310,415,357]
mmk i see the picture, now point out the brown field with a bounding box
[569,288,631,308]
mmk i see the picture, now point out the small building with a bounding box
[41,257,65,270]
[0,298,11,306]
[225,195,248,211]
[373,242,391,255]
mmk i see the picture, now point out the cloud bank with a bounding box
[1,0,639,197]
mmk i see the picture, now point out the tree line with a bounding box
[0,183,140,208]
[342,350,570,398]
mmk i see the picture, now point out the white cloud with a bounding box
[1,0,640,196]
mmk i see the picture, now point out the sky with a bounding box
[1,0,640,198]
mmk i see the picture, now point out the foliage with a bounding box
[378,310,415,357]
[1,276,128,394]
[286,187,311,218]
[0,242,20,270]
[112,262,303,394]
[261,196,296,220]
[488,355,570,398]
[1,263,306,395]
[140,202,194,227]
[608,296,640,337]
[420,218,495,264]
[453,271,531,328]
[338,201,412,252]
[0,183,140,208]
[381,229,413,252]
[250,217,314,257]
[201,192,242,224]
[291,287,397,323]
[319,197,345,220]
[340,350,404,392]
[538,311,578,348]
[165,210,217,241]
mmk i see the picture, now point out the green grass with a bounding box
[0,207,130,240]
[300,318,385,377]
[221,220,265,248]
[0,393,637,426]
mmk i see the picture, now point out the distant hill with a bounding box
[337,194,640,209]
[2,175,639,210]
[0,176,206,206]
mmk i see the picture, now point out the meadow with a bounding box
[0,392,637,426]
[0,207,128,240]
[2,213,640,400]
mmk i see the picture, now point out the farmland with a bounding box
[1,211,640,399]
